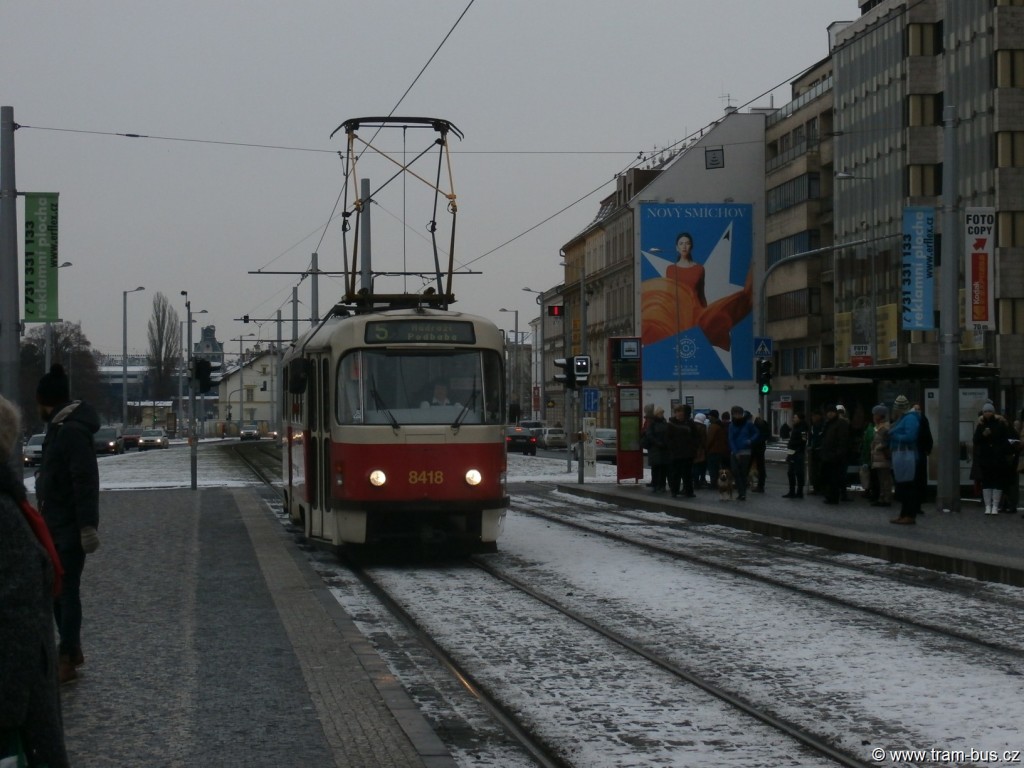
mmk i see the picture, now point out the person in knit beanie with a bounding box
[0,395,71,767]
[35,363,102,684]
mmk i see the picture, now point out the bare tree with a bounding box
[19,323,103,432]
[146,292,181,400]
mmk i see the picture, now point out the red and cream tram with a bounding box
[282,307,509,548]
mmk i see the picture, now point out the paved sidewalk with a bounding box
[561,470,1024,587]
[60,487,455,767]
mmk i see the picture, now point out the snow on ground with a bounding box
[22,441,628,494]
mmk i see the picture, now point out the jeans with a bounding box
[731,452,752,498]
[54,546,86,656]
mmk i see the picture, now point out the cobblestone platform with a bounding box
[59,487,456,767]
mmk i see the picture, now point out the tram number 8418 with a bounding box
[409,470,445,485]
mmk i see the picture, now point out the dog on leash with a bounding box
[717,468,734,501]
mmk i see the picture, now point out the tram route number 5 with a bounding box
[409,470,445,485]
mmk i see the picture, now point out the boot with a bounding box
[992,489,1003,514]
[58,654,78,684]
[795,486,804,499]
[983,488,994,515]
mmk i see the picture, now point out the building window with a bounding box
[997,132,1024,167]
[766,288,819,321]
[766,174,821,215]
[766,230,821,268]
[906,22,943,57]
[998,211,1024,247]
[906,164,943,196]
[996,50,1024,87]
[906,93,944,126]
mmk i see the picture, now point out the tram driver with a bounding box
[421,379,461,408]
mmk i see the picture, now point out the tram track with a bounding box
[232,452,1023,766]
[511,488,1024,659]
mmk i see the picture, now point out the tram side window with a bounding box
[337,352,364,424]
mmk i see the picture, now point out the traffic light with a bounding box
[547,305,564,317]
[195,359,213,393]
[573,355,591,384]
[554,357,576,389]
[757,359,773,395]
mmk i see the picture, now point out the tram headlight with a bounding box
[465,469,482,486]
[369,470,387,487]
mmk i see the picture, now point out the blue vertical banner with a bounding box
[901,206,935,330]
[639,203,754,382]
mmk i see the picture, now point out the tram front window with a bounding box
[337,349,504,425]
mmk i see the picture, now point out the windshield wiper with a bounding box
[451,372,480,429]
[369,376,400,430]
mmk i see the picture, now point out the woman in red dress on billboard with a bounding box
[642,231,753,350]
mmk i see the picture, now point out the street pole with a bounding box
[122,286,145,427]
[0,106,20,405]
[500,308,519,420]
[233,334,254,434]
[523,287,545,421]
[187,301,198,490]
[937,105,961,513]
[578,254,587,485]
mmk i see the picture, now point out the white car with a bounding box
[23,433,45,466]
[538,427,567,450]
[138,428,169,450]
[240,423,260,441]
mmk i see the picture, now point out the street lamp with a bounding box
[232,333,255,433]
[44,261,73,371]
[178,311,207,431]
[122,286,145,426]
[523,287,545,420]
[499,308,519,421]
[835,171,877,364]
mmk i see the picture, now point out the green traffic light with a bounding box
[760,383,771,395]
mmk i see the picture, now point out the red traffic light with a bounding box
[547,305,564,317]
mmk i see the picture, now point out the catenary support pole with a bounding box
[0,106,20,405]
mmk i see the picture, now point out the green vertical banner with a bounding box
[24,192,60,322]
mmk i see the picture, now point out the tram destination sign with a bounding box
[365,319,476,344]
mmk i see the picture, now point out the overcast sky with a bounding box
[3,0,855,356]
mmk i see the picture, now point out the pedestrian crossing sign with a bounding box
[754,337,773,359]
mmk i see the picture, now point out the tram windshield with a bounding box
[337,348,504,426]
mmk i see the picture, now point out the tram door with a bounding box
[306,354,331,539]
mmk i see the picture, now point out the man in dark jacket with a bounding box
[36,364,101,684]
[667,405,697,498]
[820,404,851,505]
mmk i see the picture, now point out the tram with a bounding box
[280,116,508,547]
[282,307,508,546]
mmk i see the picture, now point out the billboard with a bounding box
[639,203,754,382]
[24,192,60,323]
[965,207,995,332]
[900,206,935,330]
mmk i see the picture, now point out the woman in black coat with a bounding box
[973,403,1014,514]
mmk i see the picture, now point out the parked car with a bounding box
[537,427,567,450]
[123,426,145,451]
[94,426,124,455]
[505,425,537,456]
[138,428,169,450]
[574,427,618,463]
[23,433,45,466]
[517,420,544,435]
[239,423,260,441]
